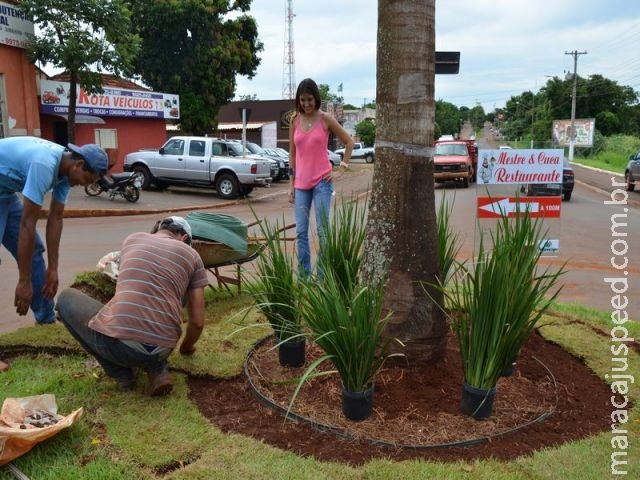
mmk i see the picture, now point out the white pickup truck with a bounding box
[123,136,272,199]
[334,142,375,163]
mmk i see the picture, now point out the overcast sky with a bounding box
[234,1,640,112]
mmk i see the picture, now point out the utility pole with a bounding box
[565,50,587,161]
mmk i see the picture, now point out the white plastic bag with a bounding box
[97,250,121,281]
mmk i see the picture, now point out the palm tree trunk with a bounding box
[363,0,446,365]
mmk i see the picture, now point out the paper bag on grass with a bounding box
[0,394,83,466]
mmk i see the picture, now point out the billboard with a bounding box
[551,118,595,147]
[39,79,180,120]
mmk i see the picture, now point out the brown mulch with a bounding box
[188,330,618,466]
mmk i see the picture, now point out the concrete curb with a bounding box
[40,189,288,219]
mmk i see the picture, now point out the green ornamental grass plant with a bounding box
[244,215,301,341]
[287,196,400,416]
[441,202,566,391]
[297,269,396,394]
[436,195,465,286]
[316,195,368,300]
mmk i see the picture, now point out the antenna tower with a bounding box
[282,0,295,99]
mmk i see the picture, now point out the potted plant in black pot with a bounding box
[288,198,401,421]
[296,268,398,421]
[245,216,304,367]
[436,202,566,420]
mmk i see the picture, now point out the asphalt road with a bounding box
[1,160,638,334]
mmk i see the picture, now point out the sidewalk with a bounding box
[42,183,286,218]
[44,160,376,218]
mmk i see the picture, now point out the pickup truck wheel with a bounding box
[216,173,240,199]
[462,176,470,188]
[626,172,635,191]
[132,166,152,190]
[365,154,374,164]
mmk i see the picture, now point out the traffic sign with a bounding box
[477,196,562,218]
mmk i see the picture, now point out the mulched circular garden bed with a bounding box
[189,329,617,465]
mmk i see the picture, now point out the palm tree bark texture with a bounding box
[363,0,446,365]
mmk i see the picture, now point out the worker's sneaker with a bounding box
[146,371,173,397]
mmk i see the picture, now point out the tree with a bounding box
[127,0,263,135]
[21,0,141,143]
[469,104,486,131]
[435,100,462,137]
[355,118,376,146]
[318,83,343,103]
[362,0,445,364]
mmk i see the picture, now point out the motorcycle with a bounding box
[84,172,142,203]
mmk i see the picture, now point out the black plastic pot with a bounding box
[341,384,374,421]
[460,382,496,420]
[278,337,305,367]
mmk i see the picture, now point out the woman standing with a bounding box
[288,78,354,277]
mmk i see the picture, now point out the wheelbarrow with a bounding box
[191,221,296,295]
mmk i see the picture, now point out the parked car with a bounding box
[238,141,283,182]
[521,158,575,201]
[262,147,290,182]
[328,149,341,167]
[625,151,640,191]
[335,142,375,163]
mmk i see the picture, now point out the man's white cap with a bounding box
[165,216,192,241]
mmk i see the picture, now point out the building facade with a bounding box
[0,0,176,172]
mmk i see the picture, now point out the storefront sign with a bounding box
[477,149,564,185]
[0,1,34,50]
[39,79,180,120]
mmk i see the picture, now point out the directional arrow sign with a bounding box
[477,196,561,218]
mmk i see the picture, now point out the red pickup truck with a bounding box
[433,140,478,188]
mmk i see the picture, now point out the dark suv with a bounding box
[521,158,574,201]
[625,151,640,191]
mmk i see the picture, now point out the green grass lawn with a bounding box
[1,288,639,479]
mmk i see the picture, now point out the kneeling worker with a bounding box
[57,216,208,396]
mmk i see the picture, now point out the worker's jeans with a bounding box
[0,194,55,324]
[56,288,171,388]
[294,179,333,277]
